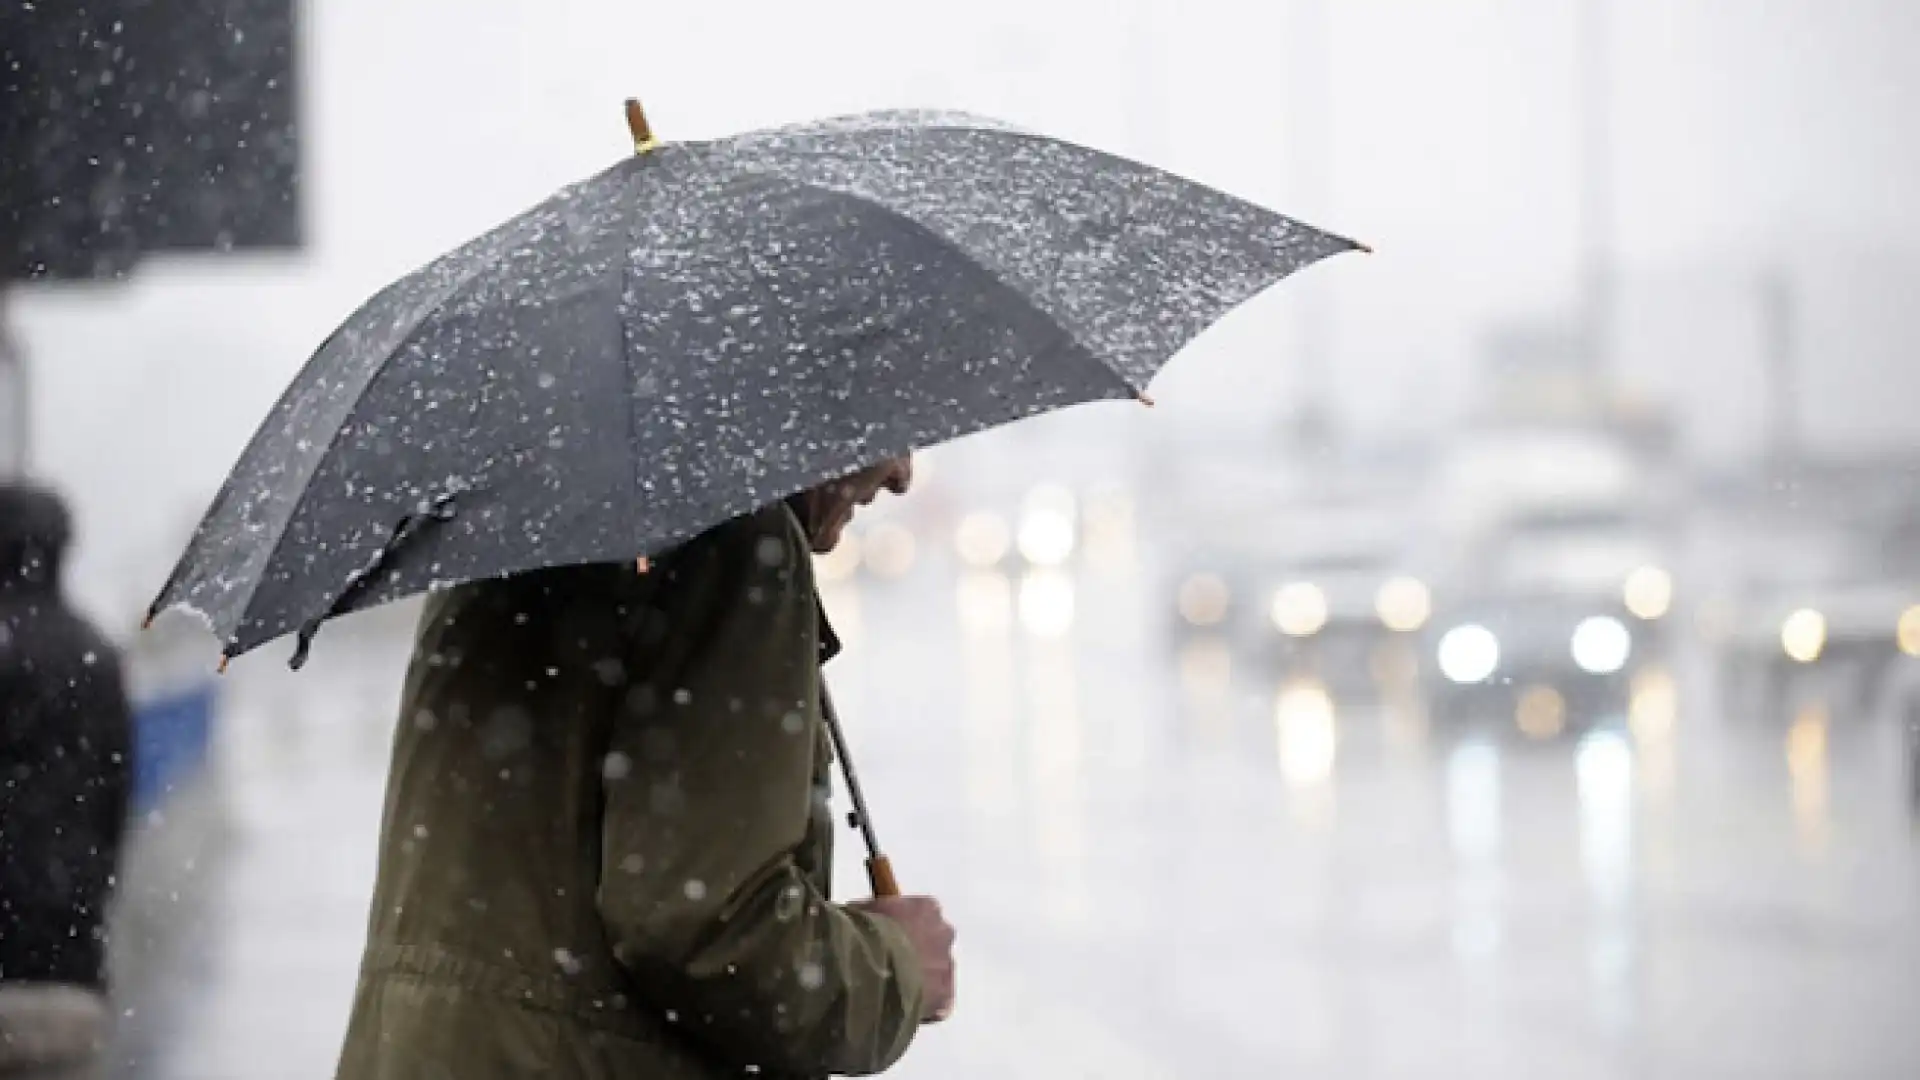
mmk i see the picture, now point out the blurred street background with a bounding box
[7,0,1920,1076]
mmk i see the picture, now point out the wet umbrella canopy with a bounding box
[148,105,1361,666]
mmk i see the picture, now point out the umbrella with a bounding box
[147,101,1362,891]
[148,101,1360,664]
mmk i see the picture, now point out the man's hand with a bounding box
[848,896,956,1022]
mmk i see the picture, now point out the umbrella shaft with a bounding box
[821,686,883,860]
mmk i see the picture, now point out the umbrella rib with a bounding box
[195,161,658,653]
[618,173,647,561]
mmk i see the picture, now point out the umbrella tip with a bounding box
[636,555,650,574]
[140,611,154,631]
[216,653,231,675]
[1352,239,1374,255]
[1136,391,1156,408]
[625,99,658,154]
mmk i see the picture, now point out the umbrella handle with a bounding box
[866,854,901,898]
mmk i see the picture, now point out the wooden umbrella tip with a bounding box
[216,654,231,675]
[625,98,657,153]
[636,556,650,574]
[1136,391,1157,408]
[140,612,154,631]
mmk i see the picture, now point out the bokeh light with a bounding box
[1270,582,1329,637]
[1375,576,1432,632]
[1177,573,1231,627]
[1781,608,1827,664]
[1623,565,1674,621]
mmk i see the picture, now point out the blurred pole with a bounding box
[1759,269,1797,466]
[1126,0,1172,489]
[1578,0,1614,379]
[1287,0,1335,451]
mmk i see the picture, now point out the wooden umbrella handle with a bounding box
[866,854,901,898]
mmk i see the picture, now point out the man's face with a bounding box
[798,455,914,553]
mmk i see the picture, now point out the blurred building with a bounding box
[1,0,303,285]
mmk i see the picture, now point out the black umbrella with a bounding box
[148,102,1361,666]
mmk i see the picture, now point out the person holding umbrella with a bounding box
[332,456,952,1079]
[145,102,1358,1077]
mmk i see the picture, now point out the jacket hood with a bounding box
[0,481,72,589]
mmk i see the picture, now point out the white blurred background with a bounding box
[6,1,1920,1077]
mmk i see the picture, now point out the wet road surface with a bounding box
[109,550,1920,1078]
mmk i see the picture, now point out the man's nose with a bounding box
[885,457,914,495]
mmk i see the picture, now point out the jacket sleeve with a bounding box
[596,508,924,1077]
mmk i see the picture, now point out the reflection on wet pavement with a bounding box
[114,553,1920,1078]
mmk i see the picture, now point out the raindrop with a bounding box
[672,688,692,706]
[684,879,708,901]
[537,372,557,390]
[625,685,658,715]
[481,706,532,759]
[413,824,429,840]
[554,948,583,975]
[602,752,632,781]
[780,711,806,735]
[82,651,98,666]
[619,853,645,874]
[797,961,826,991]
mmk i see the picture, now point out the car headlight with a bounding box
[1437,624,1500,684]
[1897,605,1920,658]
[1623,565,1674,621]
[1270,582,1329,637]
[1375,576,1431,632]
[1177,573,1231,628]
[954,512,1011,568]
[864,523,917,579]
[1017,486,1077,566]
[1781,608,1826,663]
[1570,615,1632,674]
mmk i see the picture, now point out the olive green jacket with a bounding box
[334,505,924,1079]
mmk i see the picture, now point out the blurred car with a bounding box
[1704,499,1920,723]
[1159,466,1437,698]
[1421,507,1675,732]
[1256,543,1432,685]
